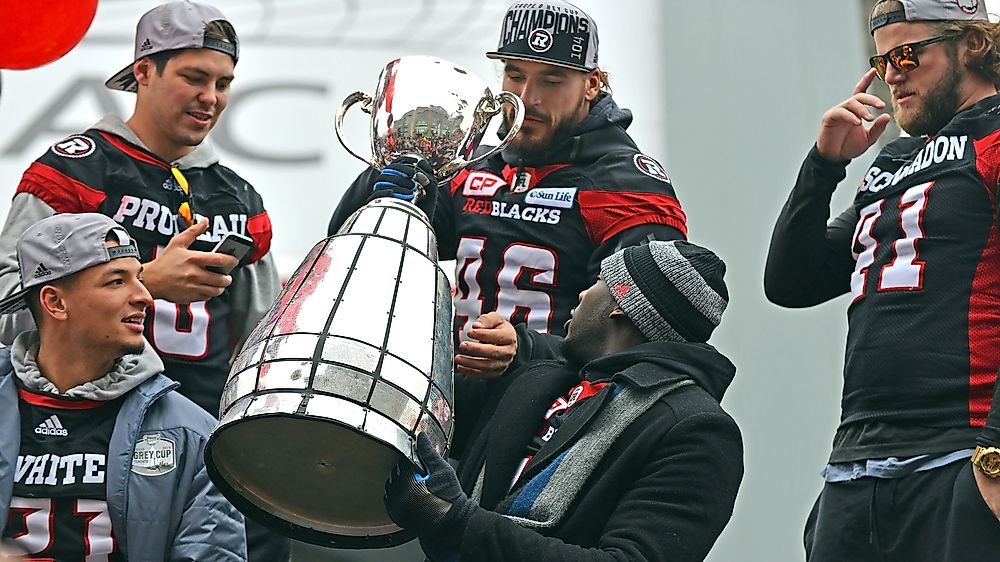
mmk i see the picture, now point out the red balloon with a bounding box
[0,0,99,70]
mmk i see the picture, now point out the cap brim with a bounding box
[0,288,30,315]
[486,51,593,72]
[105,63,138,93]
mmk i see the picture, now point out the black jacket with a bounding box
[450,339,743,561]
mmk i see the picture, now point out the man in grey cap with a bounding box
[0,213,247,561]
[0,2,286,559]
[329,0,688,356]
[765,0,1000,559]
[384,240,743,561]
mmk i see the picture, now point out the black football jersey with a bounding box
[17,129,273,413]
[843,95,1000,430]
[443,135,685,341]
[2,384,125,561]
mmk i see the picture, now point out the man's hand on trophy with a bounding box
[456,312,517,379]
[384,433,477,544]
[369,156,439,217]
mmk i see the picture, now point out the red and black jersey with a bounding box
[843,100,1000,431]
[330,93,687,341]
[15,128,273,414]
[766,94,1000,461]
[2,384,125,561]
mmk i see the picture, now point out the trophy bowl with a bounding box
[336,55,524,178]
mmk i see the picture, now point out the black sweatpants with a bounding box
[805,459,1000,561]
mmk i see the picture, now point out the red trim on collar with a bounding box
[99,131,170,169]
[17,387,107,410]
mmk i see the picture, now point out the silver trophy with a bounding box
[336,55,524,180]
[205,56,523,549]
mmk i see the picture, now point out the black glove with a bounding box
[369,156,439,213]
[384,433,477,544]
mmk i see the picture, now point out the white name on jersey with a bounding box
[859,135,968,194]
[14,453,106,486]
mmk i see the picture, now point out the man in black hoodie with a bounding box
[328,0,687,348]
[384,240,743,561]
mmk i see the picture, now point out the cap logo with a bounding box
[139,37,154,52]
[633,154,670,183]
[612,283,631,300]
[528,29,553,53]
[33,263,52,280]
[958,0,979,15]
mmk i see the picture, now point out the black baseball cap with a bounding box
[486,0,599,72]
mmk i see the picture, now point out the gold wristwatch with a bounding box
[971,445,1000,478]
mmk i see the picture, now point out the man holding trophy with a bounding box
[328,0,688,355]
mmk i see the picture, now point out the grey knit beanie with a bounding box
[600,240,728,343]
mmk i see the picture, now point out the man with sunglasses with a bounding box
[0,3,287,560]
[765,0,1000,559]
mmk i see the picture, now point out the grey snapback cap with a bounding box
[106,1,239,92]
[870,0,988,34]
[0,213,140,315]
[486,0,599,72]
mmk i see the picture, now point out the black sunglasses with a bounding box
[869,34,957,81]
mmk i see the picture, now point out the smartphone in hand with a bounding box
[207,233,254,274]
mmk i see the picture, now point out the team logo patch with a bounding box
[525,187,577,209]
[633,154,670,183]
[528,29,553,53]
[462,171,507,197]
[131,434,176,476]
[957,0,979,15]
[51,135,96,159]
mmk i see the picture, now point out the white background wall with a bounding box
[1,1,969,560]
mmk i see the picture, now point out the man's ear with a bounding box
[584,68,601,102]
[38,285,69,322]
[961,29,987,64]
[133,58,153,88]
[609,306,626,319]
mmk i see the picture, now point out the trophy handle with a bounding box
[335,91,381,170]
[438,91,524,177]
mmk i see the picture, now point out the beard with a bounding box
[502,101,587,162]
[894,51,963,136]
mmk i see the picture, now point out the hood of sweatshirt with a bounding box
[11,330,165,401]
[578,340,737,402]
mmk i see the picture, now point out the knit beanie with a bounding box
[600,240,729,343]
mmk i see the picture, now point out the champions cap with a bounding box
[105,0,239,92]
[486,0,599,72]
[870,0,988,34]
[600,241,729,344]
[0,213,140,315]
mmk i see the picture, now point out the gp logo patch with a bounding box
[131,434,176,476]
[633,154,670,183]
[462,171,507,197]
[51,135,96,159]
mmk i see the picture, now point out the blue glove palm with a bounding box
[384,433,476,544]
[370,156,437,202]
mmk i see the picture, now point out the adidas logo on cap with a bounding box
[139,38,154,52]
[34,415,69,437]
[33,263,52,279]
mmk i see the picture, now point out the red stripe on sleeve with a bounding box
[246,211,273,263]
[578,190,688,245]
[968,132,1000,426]
[16,162,106,213]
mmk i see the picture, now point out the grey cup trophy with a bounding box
[336,55,524,181]
[204,56,523,550]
